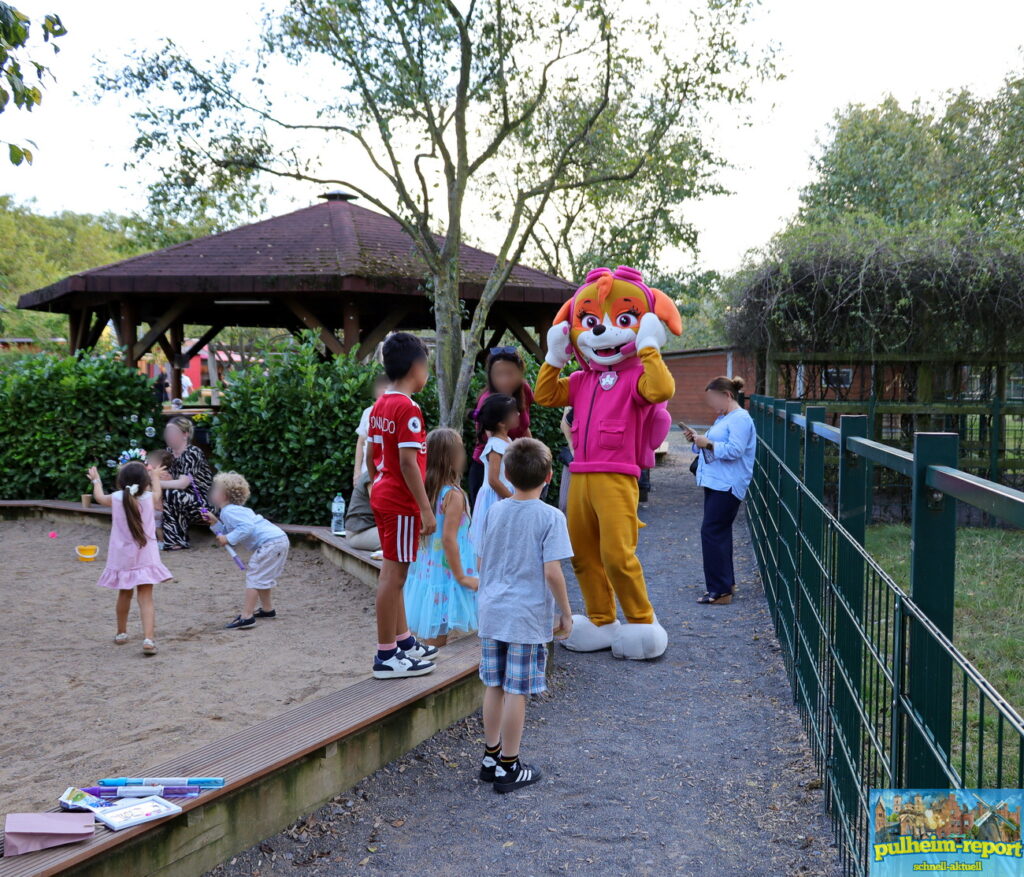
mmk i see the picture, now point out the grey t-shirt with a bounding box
[478,498,574,645]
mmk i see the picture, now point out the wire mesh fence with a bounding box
[747,395,1024,877]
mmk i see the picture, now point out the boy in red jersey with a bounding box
[367,333,440,678]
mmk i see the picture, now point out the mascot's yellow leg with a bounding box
[568,472,655,626]
[567,472,617,626]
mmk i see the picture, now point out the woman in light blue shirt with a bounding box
[683,376,757,605]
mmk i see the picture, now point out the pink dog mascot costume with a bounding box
[535,265,680,660]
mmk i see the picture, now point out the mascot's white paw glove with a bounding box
[636,312,667,352]
[611,616,668,660]
[545,321,573,369]
[561,615,619,652]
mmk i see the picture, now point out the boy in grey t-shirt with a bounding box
[477,438,573,793]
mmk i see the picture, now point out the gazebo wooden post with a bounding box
[343,299,360,354]
[68,307,84,354]
[119,300,138,368]
[169,320,184,400]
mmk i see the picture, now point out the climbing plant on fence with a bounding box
[0,350,162,500]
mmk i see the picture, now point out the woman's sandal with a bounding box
[697,592,733,605]
[142,638,158,656]
[114,633,128,645]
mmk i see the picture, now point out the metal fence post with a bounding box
[833,414,868,820]
[798,406,827,728]
[989,394,1002,485]
[905,432,959,789]
[778,400,802,690]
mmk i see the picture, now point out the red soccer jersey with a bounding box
[367,391,428,514]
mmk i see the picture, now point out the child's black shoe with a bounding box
[225,615,256,629]
[493,760,542,793]
[254,608,276,619]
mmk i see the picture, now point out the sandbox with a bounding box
[0,518,377,815]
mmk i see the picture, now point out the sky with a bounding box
[2,0,1024,277]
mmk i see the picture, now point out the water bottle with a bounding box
[331,493,347,536]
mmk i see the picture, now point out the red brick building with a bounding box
[664,347,759,427]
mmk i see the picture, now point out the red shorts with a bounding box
[374,510,422,563]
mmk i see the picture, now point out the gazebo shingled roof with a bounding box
[18,193,573,391]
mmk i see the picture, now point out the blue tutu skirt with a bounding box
[404,487,478,638]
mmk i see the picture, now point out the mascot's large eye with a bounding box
[616,312,639,328]
[581,314,601,330]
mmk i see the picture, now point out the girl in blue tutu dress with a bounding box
[404,428,479,647]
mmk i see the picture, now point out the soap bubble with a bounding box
[106,459,116,468]
[146,416,154,424]
[130,414,138,423]
[104,434,112,442]
[170,398,183,410]
[144,426,156,438]
[129,439,138,448]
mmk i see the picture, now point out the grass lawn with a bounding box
[866,524,1024,717]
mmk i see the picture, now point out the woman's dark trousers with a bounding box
[701,487,742,597]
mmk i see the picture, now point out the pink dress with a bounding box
[97,491,173,590]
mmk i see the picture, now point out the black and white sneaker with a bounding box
[403,640,440,662]
[493,761,542,793]
[372,651,436,679]
[225,614,255,629]
[479,754,498,783]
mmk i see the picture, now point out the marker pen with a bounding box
[97,777,225,788]
[83,785,201,798]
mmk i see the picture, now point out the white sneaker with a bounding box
[372,651,435,679]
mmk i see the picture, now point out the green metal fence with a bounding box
[746,394,1024,877]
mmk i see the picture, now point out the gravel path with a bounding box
[209,436,842,877]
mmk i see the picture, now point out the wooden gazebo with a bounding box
[18,192,573,395]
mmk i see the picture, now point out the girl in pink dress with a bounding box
[87,461,172,656]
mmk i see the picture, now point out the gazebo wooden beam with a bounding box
[156,333,176,365]
[132,297,190,362]
[283,298,344,356]
[83,310,108,350]
[178,325,225,368]
[498,307,544,362]
[355,306,411,360]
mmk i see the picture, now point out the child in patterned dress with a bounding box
[404,428,479,648]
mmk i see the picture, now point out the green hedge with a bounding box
[211,342,385,524]
[0,343,574,523]
[0,350,163,500]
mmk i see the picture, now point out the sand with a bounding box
[0,517,377,815]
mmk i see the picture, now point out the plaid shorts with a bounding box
[478,638,548,695]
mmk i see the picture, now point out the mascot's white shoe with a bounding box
[611,616,668,660]
[561,615,619,652]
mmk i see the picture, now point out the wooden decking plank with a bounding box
[0,637,480,875]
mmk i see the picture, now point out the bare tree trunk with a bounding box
[432,267,464,428]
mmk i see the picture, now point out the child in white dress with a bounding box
[469,393,520,555]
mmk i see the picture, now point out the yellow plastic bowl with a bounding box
[76,545,99,562]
